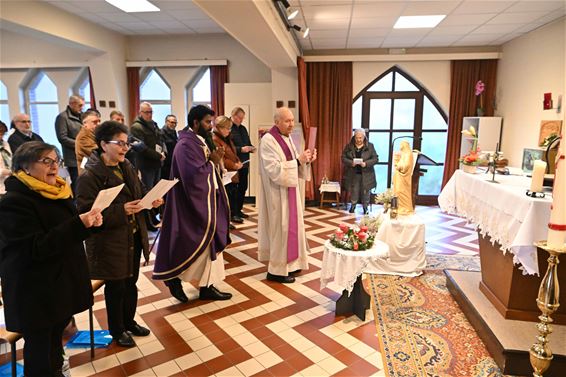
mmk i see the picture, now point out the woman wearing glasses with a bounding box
[0,141,102,376]
[76,121,163,348]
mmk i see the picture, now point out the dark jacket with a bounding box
[130,117,164,171]
[76,152,150,280]
[342,141,379,193]
[0,176,92,332]
[230,123,252,164]
[55,106,83,168]
[161,126,178,179]
[7,129,44,154]
[213,131,240,183]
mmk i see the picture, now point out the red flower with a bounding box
[358,232,367,242]
[360,225,368,232]
[339,223,349,233]
[353,242,359,251]
[335,230,344,239]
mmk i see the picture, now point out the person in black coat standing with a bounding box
[76,121,163,348]
[55,95,84,194]
[7,113,44,154]
[161,114,178,180]
[0,141,102,376]
[230,107,255,220]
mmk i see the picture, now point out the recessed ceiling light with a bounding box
[287,9,299,20]
[303,27,310,38]
[394,15,446,29]
[105,0,160,13]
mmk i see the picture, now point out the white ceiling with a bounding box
[44,0,566,50]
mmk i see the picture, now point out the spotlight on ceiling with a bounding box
[287,8,299,20]
[302,27,310,38]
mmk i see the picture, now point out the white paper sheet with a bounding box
[353,158,363,166]
[91,184,125,211]
[139,178,179,209]
[222,171,237,186]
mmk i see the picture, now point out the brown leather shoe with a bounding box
[266,272,295,284]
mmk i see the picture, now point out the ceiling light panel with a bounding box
[105,0,160,13]
[394,15,446,29]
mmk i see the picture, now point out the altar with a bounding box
[438,169,566,323]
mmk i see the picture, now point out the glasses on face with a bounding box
[106,140,131,149]
[37,157,62,167]
[141,110,153,114]
[17,120,32,124]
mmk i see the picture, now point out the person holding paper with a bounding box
[0,141,102,376]
[257,107,316,284]
[213,115,244,226]
[230,107,255,219]
[341,129,378,214]
[77,121,163,348]
[153,105,233,303]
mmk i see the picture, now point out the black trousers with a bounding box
[235,167,249,215]
[23,317,69,377]
[350,174,370,208]
[226,182,238,218]
[104,233,142,338]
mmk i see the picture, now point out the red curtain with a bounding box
[87,67,96,110]
[306,61,353,200]
[127,67,140,124]
[297,57,314,199]
[442,59,498,187]
[210,65,228,116]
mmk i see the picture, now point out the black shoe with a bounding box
[165,278,189,303]
[231,216,244,224]
[127,323,150,337]
[290,269,302,275]
[229,223,236,230]
[349,205,356,214]
[266,272,295,284]
[199,285,232,301]
[114,332,136,347]
[239,212,249,219]
[363,206,369,215]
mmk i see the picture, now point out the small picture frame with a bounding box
[522,148,544,174]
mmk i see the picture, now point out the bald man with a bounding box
[257,107,317,283]
[7,113,44,153]
[55,95,84,193]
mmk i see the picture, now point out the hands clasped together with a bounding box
[298,148,318,165]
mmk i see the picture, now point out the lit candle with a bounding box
[547,125,566,249]
[530,160,546,192]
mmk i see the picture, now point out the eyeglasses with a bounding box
[37,157,62,167]
[141,110,153,114]
[17,120,32,124]
[106,140,131,149]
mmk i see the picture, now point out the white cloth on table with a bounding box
[320,239,389,295]
[319,182,341,194]
[438,169,552,275]
[365,215,426,276]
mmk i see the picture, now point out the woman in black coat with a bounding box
[342,129,379,214]
[76,121,163,348]
[0,141,102,376]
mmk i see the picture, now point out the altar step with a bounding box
[446,270,566,377]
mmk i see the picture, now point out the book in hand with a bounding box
[139,178,179,209]
[353,158,363,166]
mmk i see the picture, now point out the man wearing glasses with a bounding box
[7,113,44,154]
[160,114,178,180]
[55,95,84,194]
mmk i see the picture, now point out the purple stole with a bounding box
[268,126,299,263]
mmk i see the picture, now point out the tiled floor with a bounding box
[2,204,477,376]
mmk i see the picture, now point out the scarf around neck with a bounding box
[15,170,72,200]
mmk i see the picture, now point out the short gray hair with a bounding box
[12,141,60,172]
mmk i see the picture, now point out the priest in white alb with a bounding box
[258,107,317,283]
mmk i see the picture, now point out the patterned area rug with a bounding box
[426,254,481,272]
[369,271,503,377]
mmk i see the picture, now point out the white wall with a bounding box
[271,67,298,117]
[497,18,565,167]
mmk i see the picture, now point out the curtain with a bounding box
[297,57,314,199]
[87,67,96,110]
[442,59,498,187]
[210,65,228,116]
[306,61,353,200]
[127,67,140,124]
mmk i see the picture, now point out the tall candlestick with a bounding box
[547,125,566,249]
[530,160,546,192]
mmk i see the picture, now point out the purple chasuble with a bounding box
[268,126,299,263]
[152,130,231,280]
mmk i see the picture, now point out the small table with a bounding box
[319,182,341,208]
[320,240,389,320]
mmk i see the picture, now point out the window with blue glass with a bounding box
[26,71,61,150]
[140,68,171,127]
[187,68,211,111]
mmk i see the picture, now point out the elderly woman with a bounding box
[213,116,243,226]
[341,129,379,214]
[76,121,163,348]
[0,141,102,376]
[0,120,12,195]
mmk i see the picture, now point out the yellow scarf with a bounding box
[15,171,73,200]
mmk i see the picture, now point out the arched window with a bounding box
[186,67,211,111]
[353,66,448,204]
[140,68,171,127]
[72,69,91,109]
[0,81,9,122]
[25,71,60,149]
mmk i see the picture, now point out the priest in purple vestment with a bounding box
[257,107,317,284]
[153,105,232,302]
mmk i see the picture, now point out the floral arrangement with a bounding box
[542,133,560,148]
[475,80,485,116]
[330,215,382,251]
[460,126,482,166]
[374,188,394,205]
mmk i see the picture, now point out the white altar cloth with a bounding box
[438,169,552,275]
[365,214,427,276]
[320,240,389,295]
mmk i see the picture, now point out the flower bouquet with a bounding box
[330,215,382,251]
[475,80,485,116]
[374,188,395,213]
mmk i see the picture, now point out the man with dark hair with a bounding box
[75,110,101,175]
[161,114,178,180]
[8,113,43,153]
[230,107,255,220]
[55,95,84,193]
[153,105,232,303]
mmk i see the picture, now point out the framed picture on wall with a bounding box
[538,120,562,146]
[522,148,544,174]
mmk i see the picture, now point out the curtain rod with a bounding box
[126,60,227,67]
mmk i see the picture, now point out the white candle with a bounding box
[530,160,546,192]
[547,126,566,249]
